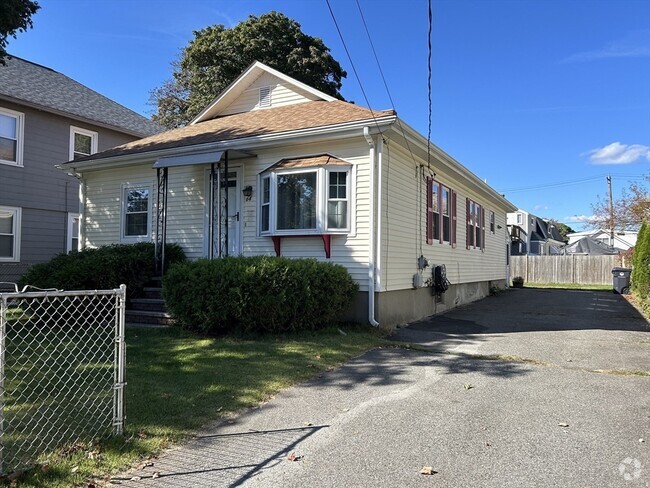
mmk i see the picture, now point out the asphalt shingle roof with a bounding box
[69,100,395,163]
[0,56,162,137]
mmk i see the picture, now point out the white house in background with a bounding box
[567,229,637,252]
[60,61,516,327]
[507,209,565,255]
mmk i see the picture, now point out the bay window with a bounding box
[259,157,352,235]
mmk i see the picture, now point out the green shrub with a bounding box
[162,256,359,334]
[19,243,186,298]
[632,222,650,299]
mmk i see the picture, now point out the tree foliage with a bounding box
[150,11,347,129]
[631,221,649,299]
[0,0,39,65]
[590,174,650,231]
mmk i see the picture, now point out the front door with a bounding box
[204,166,242,257]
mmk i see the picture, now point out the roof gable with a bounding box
[191,61,337,124]
[0,56,162,137]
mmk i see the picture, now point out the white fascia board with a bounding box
[190,61,338,125]
[392,118,517,212]
[60,115,397,173]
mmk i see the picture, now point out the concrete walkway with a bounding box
[116,289,649,487]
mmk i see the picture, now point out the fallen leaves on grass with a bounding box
[420,466,437,475]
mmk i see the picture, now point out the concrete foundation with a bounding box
[343,280,508,328]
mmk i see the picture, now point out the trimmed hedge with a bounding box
[19,243,186,298]
[162,256,359,334]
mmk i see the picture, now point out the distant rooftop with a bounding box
[0,56,162,137]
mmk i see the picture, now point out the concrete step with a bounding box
[130,298,166,312]
[142,287,163,299]
[125,310,174,326]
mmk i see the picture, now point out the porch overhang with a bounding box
[153,150,224,169]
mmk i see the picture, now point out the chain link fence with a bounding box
[0,285,126,475]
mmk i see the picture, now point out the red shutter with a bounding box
[426,177,433,245]
[466,197,470,249]
[451,190,457,248]
[481,205,486,252]
[438,186,443,244]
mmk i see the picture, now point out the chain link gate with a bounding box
[0,285,126,475]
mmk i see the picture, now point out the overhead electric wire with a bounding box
[325,0,383,134]
[498,173,646,194]
[354,0,420,172]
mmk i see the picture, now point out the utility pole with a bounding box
[607,175,614,247]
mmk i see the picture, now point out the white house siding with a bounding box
[220,73,320,116]
[380,137,510,293]
[238,138,372,291]
[81,137,373,290]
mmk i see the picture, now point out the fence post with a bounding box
[0,295,6,474]
[113,285,127,436]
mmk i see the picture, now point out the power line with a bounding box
[325,0,383,134]
[499,174,646,194]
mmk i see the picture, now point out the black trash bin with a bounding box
[612,267,632,294]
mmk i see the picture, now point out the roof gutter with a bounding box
[364,126,379,328]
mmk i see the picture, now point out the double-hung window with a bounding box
[466,198,485,250]
[259,155,352,235]
[70,126,98,160]
[0,206,21,262]
[426,178,456,246]
[121,185,151,241]
[0,108,24,167]
[67,213,80,252]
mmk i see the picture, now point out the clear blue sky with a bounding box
[8,0,650,230]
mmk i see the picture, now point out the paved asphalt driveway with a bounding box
[120,288,649,487]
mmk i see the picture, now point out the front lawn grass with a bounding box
[15,325,387,487]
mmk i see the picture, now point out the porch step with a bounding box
[125,310,175,326]
[130,297,167,312]
[142,287,163,299]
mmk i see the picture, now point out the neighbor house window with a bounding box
[69,126,98,160]
[259,155,352,235]
[466,198,485,250]
[516,213,522,225]
[0,206,21,262]
[426,178,457,246]
[67,213,80,252]
[0,108,24,167]
[122,185,151,240]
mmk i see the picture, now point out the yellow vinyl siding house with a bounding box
[61,62,516,327]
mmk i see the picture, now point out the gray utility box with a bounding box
[611,267,632,294]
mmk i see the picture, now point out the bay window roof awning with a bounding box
[153,150,224,169]
[264,153,348,172]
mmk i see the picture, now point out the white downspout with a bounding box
[364,127,379,327]
[376,137,383,293]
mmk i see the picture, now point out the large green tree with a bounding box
[590,174,650,231]
[151,12,347,129]
[0,0,39,65]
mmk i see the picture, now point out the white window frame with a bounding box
[120,183,152,243]
[0,205,21,262]
[69,126,98,161]
[516,213,523,225]
[0,107,25,167]
[259,165,354,236]
[67,212,80,252]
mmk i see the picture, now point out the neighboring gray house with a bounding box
[0,56,161,285]
[507,209,565,255]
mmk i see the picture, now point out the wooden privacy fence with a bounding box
[510,255,624,285]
